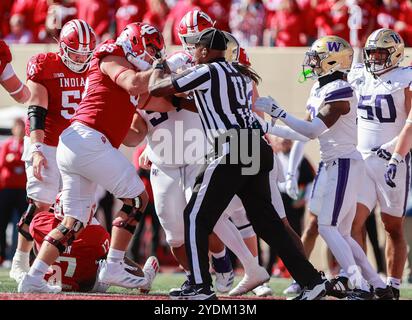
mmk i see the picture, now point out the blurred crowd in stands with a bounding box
[2,0,412,48]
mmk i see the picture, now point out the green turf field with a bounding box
[1,268,412,299]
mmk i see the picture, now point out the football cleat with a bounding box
[289,278,331,300]
[212,251,234,293]
[252,283,273,297]
[388,286,399,300]
[139,256,160,294]
[90,260,111,293]
[375,286,395,300]
[169,284,217,300]
[169,276,190,296]
[18,274,62,293]
[346,288,375,300]
[229,266,270,296]
[283,281,302,295]
[328,276,352,299]
[9,257,30,283]
[98,260,148,289]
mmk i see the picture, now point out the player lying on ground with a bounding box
[29,194,158,293]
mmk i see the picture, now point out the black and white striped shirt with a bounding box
[172,58,257,141]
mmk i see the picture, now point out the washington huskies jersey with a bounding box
[306,79,361,163]
[138,108,211,168]
[348,64,412,155]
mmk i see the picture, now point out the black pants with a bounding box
[0,188,27,259]
[266,193,305,274]
[184,134,321,287]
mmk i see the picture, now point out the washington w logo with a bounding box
[327,42,342,52]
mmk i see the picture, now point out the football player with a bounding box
[133,11,264,297]
[29,194,158,293]
[0,39,31,103]
[10,19,96,283]
[349,28,412,299]
[255,36,393,300]
[18,22,166,293]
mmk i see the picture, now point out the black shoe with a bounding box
[389,286,400,300]
[169,284,217,300]
[346,288,375,300]
[375,286,395,300]
[289,278,331,300]
[328,276,352,299]
[169,278,190,296]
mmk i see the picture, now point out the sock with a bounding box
[343,235,386,289]
[318,225,370,291]
[28,259,49,278]
[338,268,348,278]
[107,248,125,263]
[387,277,401,289]
[213,217,256,273]
[13,249,29,263]
[211,249,226,259]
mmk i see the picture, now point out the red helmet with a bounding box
[118,22,165,60]
[59,19,96,73]
[178,10,214,53]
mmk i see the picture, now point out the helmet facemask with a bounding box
[61,42,94,73]
[179,34,197,56]
[302,50,324,80]
[363,47,393,75]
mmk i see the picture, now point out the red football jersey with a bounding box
[30,211,110,292]
[25,52,87,147]
[72,39,137,148]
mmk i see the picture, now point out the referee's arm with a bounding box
[149,61,210,111]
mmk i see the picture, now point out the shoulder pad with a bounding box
[26,52,59,82]
[95,39,125,60]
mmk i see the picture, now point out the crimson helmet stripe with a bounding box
[186,10,193,32]
[73,19,84,44]
[193,10,199,33]
[80,19,90,45]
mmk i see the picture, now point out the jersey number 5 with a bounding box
[61,90,81,119]
[358,94,397,123]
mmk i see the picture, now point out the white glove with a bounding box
[285,173,299,200]
[115,36,152,71]
[166,51,192,73]
[254,96,286,119]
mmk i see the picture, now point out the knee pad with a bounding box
[17,199,37,241]
[113,196,143,234]
[44,220,84,254]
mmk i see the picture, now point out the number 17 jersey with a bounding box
[25,52,86,147]
[348,64,412,154]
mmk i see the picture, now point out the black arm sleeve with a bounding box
[28,105,47,132]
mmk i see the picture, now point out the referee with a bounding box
[148,28,330,300]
